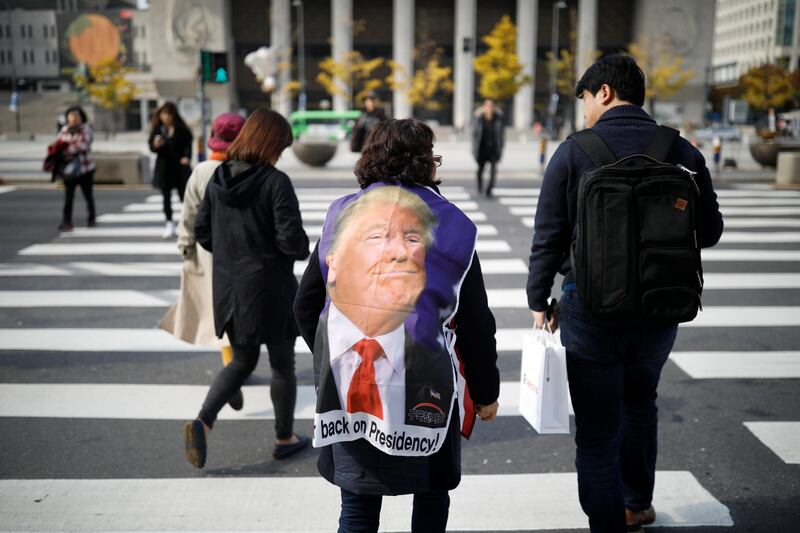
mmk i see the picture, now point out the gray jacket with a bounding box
[471,109,505,161]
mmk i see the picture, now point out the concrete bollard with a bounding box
[93,152,151,185]
[776,152,800,186]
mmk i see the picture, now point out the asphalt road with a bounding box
[0,178,798,532]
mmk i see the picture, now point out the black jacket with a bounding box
[196,161,310,345]
[350,109,387,152]
[149,125,193,189]
[294,242,500,495]
[471,111,505,162]
[526,105,724,311]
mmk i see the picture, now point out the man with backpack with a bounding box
[526,54,723,532]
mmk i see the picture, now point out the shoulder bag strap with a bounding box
[644,125,679,162]
[569,129,618,167]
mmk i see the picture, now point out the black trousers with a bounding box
[198,340,297,440]
[476,157,497,194]
[338,489,450,533]
[161,177,187,222]
[62,170,96,222]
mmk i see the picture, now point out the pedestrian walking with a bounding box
[295,118,500,533]
[161,112,246,410]
[52,105,96,232]
[471,98,505,197]
[184,109,310,469]
[148,102,193,239]
[349,92,387,153]
[526,54,724,533]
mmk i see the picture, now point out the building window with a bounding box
[142,51,147,65]
[53,50,58,63]
[44,50,49,63]
[43,24,48,38]
[0,25,3,38]
[29,49,34,64]
[20,25,25,38]
[22,50,27,64]
[28,24,32,37]
[0,51,4,65]
[141,25,145,38]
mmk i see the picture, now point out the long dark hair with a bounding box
[226,108,293,166]
[354,118,440,189]
[150,101,189,134]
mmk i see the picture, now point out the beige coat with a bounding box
[160,158,229,347]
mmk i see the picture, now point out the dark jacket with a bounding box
[350,109,387,152]
[294,241,500,495]
[526,105,724,312]
[471,110,505,162]
[149,125,193,190]
[196,161,310,345]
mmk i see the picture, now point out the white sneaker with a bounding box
[163,221,177,239]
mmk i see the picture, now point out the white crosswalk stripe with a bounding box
[0,472,732,531]
[743,422,800,464]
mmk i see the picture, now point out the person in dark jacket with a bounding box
[149,102,193,239]
[350,92,387,152]
[526,54,724,533]
[295,118,500,533]
[183,108,311,469]
[470,98,505,197]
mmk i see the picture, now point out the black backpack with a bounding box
[569,125,704,325]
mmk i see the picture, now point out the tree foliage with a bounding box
[388,46,454,111]
[628,38,694,109]
[738,63,797,110]
[317,51,386,107]
[473,15,530,101]
[72,58,137,135]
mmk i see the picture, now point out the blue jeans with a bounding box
[338,489,449,533]
[559,286,677,533]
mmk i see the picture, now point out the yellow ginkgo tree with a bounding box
[317,51,386,108]
[473,15,530,102]
[388,46,454,112]
[72,58,137,136]
[628,37,694,116]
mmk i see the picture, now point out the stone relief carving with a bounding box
[657,4,699,56]
[166,0,211,58]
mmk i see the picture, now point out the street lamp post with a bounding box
[293,0,307,112]
[548,0,567,140]
[6,0,21,133]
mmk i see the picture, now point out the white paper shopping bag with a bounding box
[518,328,570,434]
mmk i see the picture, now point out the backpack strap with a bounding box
[569,129,618,167]
[644,125,679,161]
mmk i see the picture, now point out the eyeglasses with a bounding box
[433,154,442,167]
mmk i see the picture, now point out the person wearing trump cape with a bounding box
[294,118,500,533]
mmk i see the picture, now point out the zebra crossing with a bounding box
[1,180,798,531]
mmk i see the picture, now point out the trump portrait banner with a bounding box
[312,183,478,456]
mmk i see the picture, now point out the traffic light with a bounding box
[200,51,229,84]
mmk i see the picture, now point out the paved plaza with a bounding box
[0,149,798,531]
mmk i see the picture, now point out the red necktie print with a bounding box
[346,339,384,419]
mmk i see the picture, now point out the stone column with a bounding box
[332,0,353,112]
[574,0,597,130]
[392,0,414,118]
[271,0,292,116]
[514,0,538,131]
[790,0,800,71]
[453,0,476,130]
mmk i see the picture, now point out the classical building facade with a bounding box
[711,0,800,87]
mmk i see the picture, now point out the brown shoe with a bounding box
[626,506,656,531]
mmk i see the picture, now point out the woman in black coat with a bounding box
[184,109,311,469]
[294,118,501,532]
[149,101,193,238]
